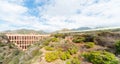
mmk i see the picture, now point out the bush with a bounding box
[85,42,95,48]
[83,51,119,64]
[44,46,54,51]
[45,51,71,62]
[50,37,59,42]
[68,46,78,55]
[71,57,81,64]
[72,37,85,43]
[43,40,50,46]
[31,48,39,57]
[84,34,94,42]
[60,52,67,60]
[66,57,81,64]
[45,51,59,62]
[0,43,5,47]
[115,40,120,54]
[60,51,71,60]
[65,51,71,59]
[53,33,67,38]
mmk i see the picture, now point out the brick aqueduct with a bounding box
[6,34,50,50]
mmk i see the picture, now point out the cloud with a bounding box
[0,0,28,24]
[0,0,58,32]
[39,0,120,29]
[0,0,120,32]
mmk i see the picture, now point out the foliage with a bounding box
[83,34,94,42]
[45,50,71,62]
[8,56,19,64]
[0,43,5,47]
[31,48,40,57]
[13,47,42,64]
[57,43,78,55]
[72,36,85,43]
[66,57,81,64]
[53,33,67,38]
[45,51,59,62]
[0,34,22,64]
[71,57,81,64]
[58,43,73,51]
[60,51,71,60]
[94,32,120,48]
[115,40,120,54]
[85,42,95,48]
[65,51,71,59]
[43,39,50,46]
[60,52,67,60]
[83,51,119,64]
[44,46,55,51]
[50,37,59,42]
[68,46,78,55]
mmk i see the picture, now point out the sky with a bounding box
[0,0,120,32]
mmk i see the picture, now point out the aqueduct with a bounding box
[6,34,50,50]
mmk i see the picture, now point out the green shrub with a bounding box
[31,48,39,57]
[83,51,119,64]
[60,52,67,60]
[58,43,73,51]
[43,37,59,45]
[65,51,71,59]
[72,37,85,43]
[68,46,78,55]
[60,51,71,60]
[66,57,81,64]
[53,33,67,38]
[85,42,95,48]
[71,57,81,64]
[50,37,59,42]
[0,43,5,47]
[43,40,50,46]
[8,56,19,64]
[44,46,54,51]
[84,34,94,42]
[115,40,120,54]
[45,51,71,62]
[45,51,59,62]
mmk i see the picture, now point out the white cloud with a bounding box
[39,0,120,30]
[0,0,120,32]
[0,0,57,32]
[0,0,28,24]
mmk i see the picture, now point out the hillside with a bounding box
[0,34,21,64]
[1,31,120,64]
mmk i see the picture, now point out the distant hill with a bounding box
[52,28,71,34]
[72,27,91,30]
[2,29,47,34]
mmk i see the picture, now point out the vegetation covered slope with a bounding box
[0,34,21,64]
[1,31,120,64]
[0,33,43,64]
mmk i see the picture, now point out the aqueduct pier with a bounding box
[6,34,50,50]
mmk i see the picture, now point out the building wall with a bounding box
[6,34,50,50]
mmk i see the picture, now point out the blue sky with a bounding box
[0,0,120,32]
